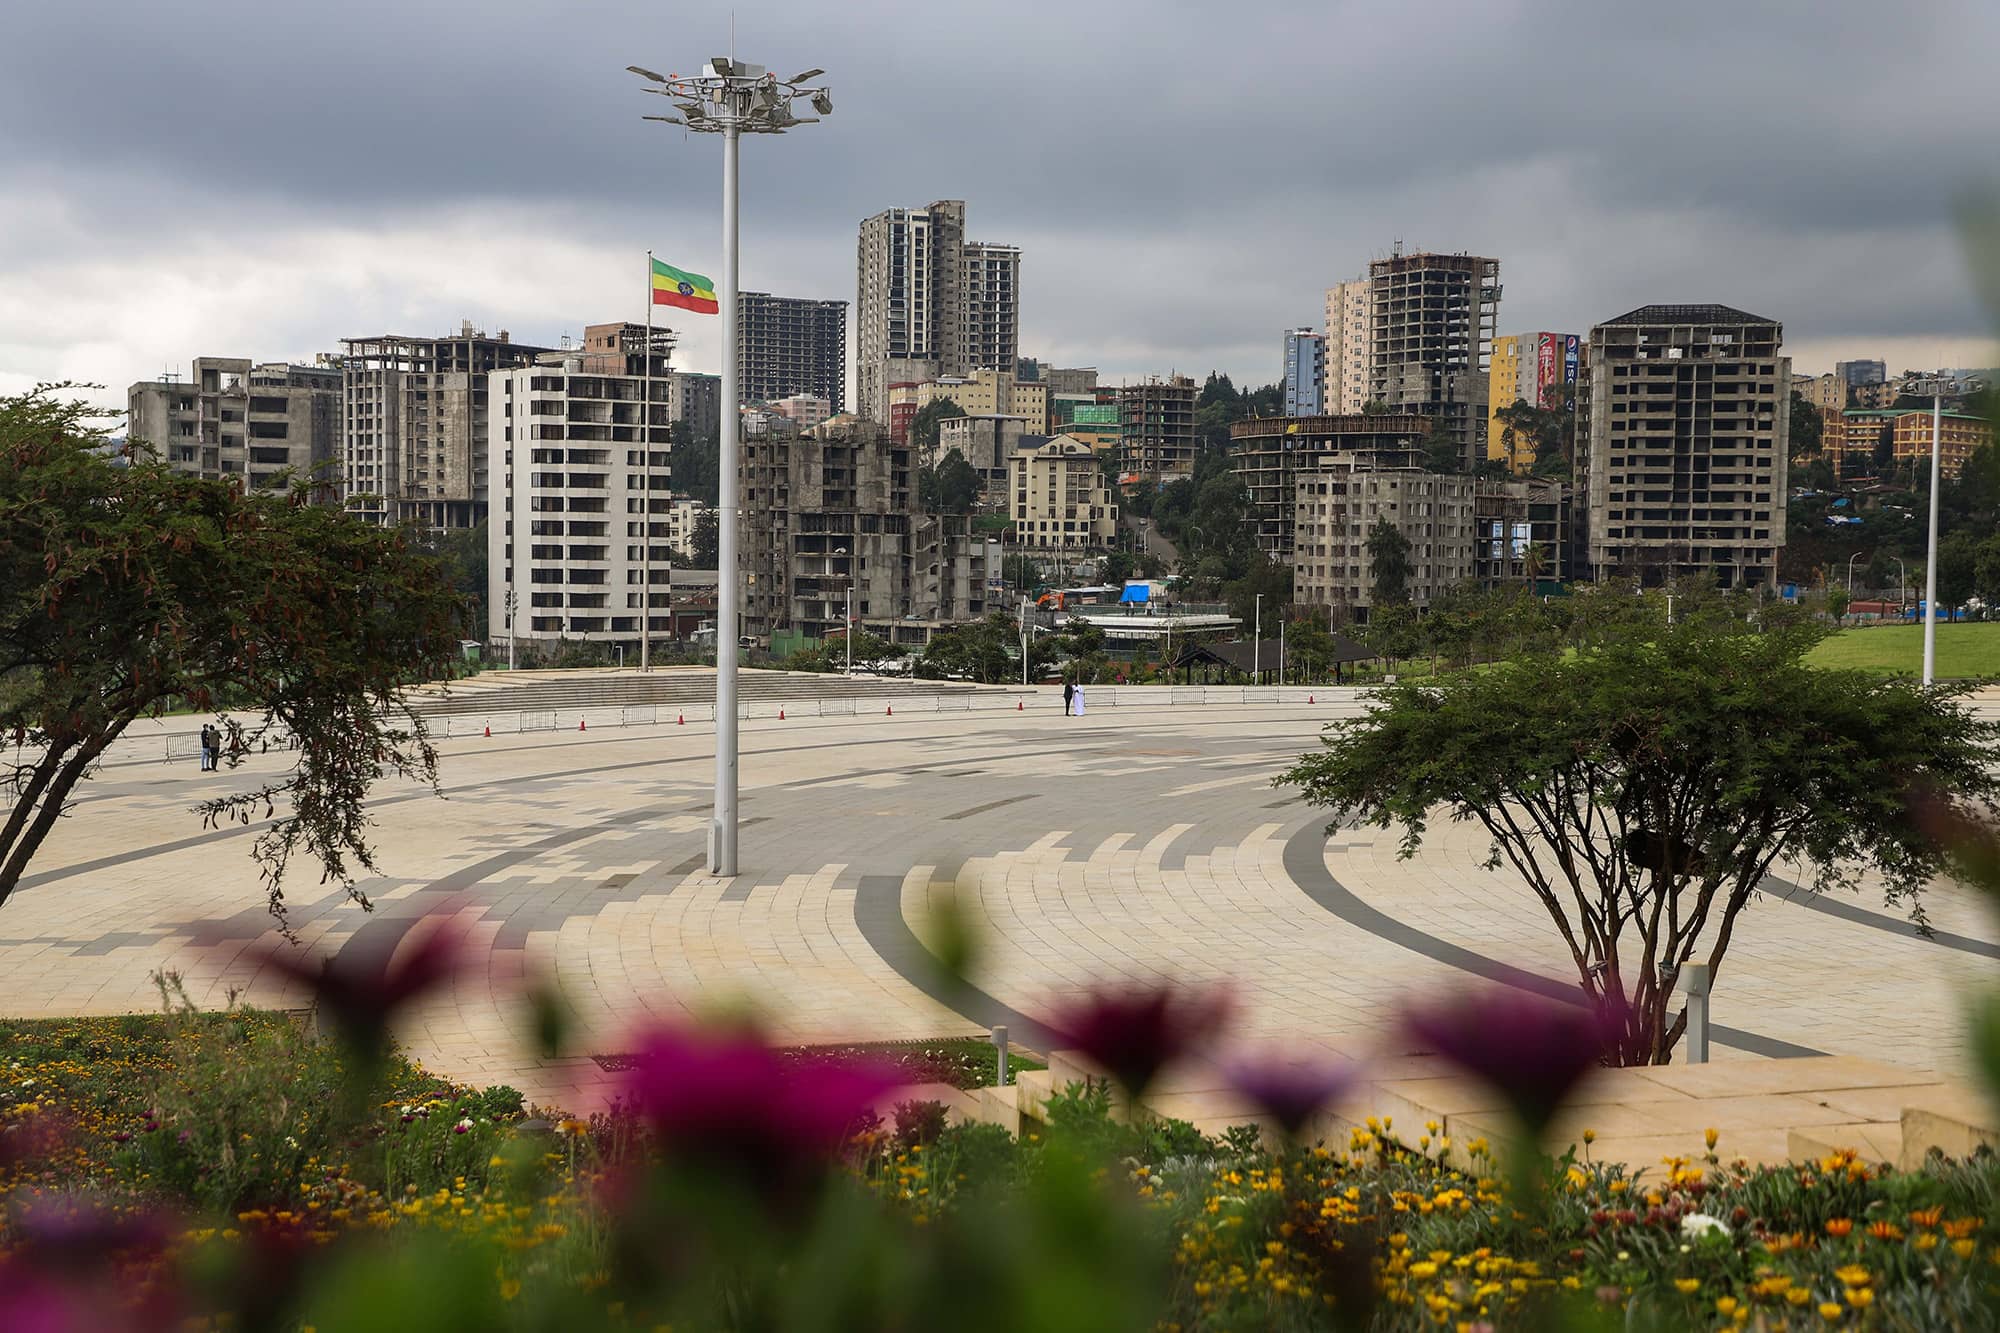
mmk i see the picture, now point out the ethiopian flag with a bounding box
[651,257,718,314]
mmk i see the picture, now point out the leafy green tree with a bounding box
[908,396,965,454]
[1367,518,1411,607]
[1423,424,1463,474]
[1362,603,1420,669]
[1223,556,1291,630]
[688,508,720,570]
[1937,531,1981,617]
[419,521,488,637]
[0,387,465,917]
[1280,623,2000,1064]
[1976,535,2000,606]
[919,448,981,514]
[1789,390,1823,459]
[1100,551,1136,586]
[1827,585,1851,625]
[917,612,1018,683]
[668,419,720,507]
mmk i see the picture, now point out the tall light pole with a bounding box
[1846,551,1864,593]
[1908,370,1970,685]
[630,56,831,877]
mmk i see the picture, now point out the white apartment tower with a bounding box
[1323,277,1372,415]
[855,199,1020,424]
[487,324,676,655]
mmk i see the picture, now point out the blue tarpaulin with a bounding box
[1120,583,1150,604]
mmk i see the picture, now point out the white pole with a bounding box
[1253,593,1262,685]
[710,121,742,877]
[1020,595,1029,686]
[642,250,653,674]
[845,583,852,676]
[1279,615,1285,689]
[1922,384,1942,686]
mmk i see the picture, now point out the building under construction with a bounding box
[341,322,557,529]
[1228,413,1430,560]
[127,356,340,498]
[740,416,1000,645]
[1117,374,1198,481]
[737,291,847,413]
[1581,305,1789,589]
[1369,250,1501,469]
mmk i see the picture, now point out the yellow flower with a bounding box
[1845,1287,1874,1309]
[1704,1127,1719,1150]
[1952,1239,1977,1259]
[499,1279,521,1302]
[1818,1302,1844,1322]
[1582,1128,1596,1144]
[1409,1262,1439,1279]
[1832,1265,1870,1287]
[1715,1297,1738,1316]
[1674,1278,1701,1294]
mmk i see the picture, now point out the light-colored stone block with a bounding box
[1789,1122,1902,1165]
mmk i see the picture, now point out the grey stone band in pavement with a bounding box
[1278,821,1826,1060]
[1767,874,2000,960]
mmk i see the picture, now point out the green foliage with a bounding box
[909,396,965,454]
[919,447,981,514]
[919,611,1021,683]
[669,418,720,506]
[1366,518,1411,607]
[0,386,465,917]
[1280,621,2000,1063]
[1937,530,1981,612]
[1789,389,1823,458]
[687,506,719,569]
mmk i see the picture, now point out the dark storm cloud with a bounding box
[2,0,1995,396]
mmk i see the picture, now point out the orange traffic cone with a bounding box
[483,725,491,737]
[886,705,893,716]
[1308,695,1315,704]
[779,708,786,720]
[579,719,587,731]
[1016,700,1023,711]
[678,713,685,725]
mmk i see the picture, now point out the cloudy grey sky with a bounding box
[3,0,1995,410]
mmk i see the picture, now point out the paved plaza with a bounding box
[3,687,1994,1116]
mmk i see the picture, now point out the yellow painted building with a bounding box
[1010,434,1119,548]
[1486,332,1579,472]
[916,369,1046,425]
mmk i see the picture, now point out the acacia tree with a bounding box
[1367,518,1411,606]
[1280,622,2000,1064]
[0,387,465,920]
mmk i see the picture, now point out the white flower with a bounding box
[285,1136,299,1149]
[1681,1212,1730,1240]
[453,1117,474,1134]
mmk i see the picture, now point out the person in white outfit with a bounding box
[1071,682,1088,716]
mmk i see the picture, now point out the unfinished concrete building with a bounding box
[127,357,340,498]
[1292,455,1476,618]
[1369,250,1501,469]
[341,322,557,529]
[1229,413,1431,561]
[1582,306,1789,588]
[740,416,999,643]
[1473,476,1570,587]
[737,292,847,413]
[1116,374,1198,482]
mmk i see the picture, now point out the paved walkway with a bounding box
[3,693,1992,1112]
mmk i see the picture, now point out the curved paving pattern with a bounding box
[2,694,1991,1107]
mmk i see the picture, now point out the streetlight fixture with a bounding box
[1906,369,1973,685]
[1253,592,1263,686]
[630,55,831,877]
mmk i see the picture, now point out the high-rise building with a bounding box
[1486,331,1581,471]
[1369,250,1501,469]
[1826,408,1990,480]
[855,200,1020,423]
[1283,329,1327,416]
[128,356,340,498]
[1836,358,1887,387]
[1581,305,1789,588]
[1116,374,1198,481]
[1322,276,1372,414]
[665,371,721,443]
[342,322,558,529]
[737,292,847,413]
[486,324,676,654]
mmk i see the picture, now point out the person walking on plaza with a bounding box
[198,724,216,772]
[1071,682,1088,717]
[1062,679,1075,716]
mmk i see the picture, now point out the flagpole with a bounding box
[642,250,653,674]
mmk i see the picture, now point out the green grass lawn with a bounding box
[1808,621,2000,678]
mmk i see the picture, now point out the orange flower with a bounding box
[1824,1219,1853,1238]
[1908,1206,1944,1229]
[1866,1221,1904,1242]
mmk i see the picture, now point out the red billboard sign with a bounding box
[1535,333,1559,407]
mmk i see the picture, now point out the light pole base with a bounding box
[707,818,737,878]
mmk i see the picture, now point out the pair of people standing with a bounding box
[199,724,220,772]
[1060,681,1088,717]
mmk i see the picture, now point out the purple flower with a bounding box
[1045,984,1233,1099]
[1227,1056,1359,1139]
[0,1200,181,1331]
[1403,989,1618,1133]
[250,908,470,1056]
[620,1026,904,1178]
